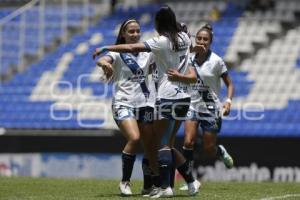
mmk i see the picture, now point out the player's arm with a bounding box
[221,72,234,116]
[96,55,114,80]
[93,43,149,59]
[167,66,197,84]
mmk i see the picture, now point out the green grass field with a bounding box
[0,177,300,200]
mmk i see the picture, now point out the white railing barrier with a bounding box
[0,0,91,82]
[0,0,39,76]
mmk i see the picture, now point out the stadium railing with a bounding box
[0,0,94,81]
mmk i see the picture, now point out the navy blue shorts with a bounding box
[156,98,191,120]
[186,110,222,133]
[112,105,154,124]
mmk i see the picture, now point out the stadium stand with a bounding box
[0,1,96,77]
[0,0,299,138]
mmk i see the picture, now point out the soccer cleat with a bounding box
[143,186,160,197]
[141,187,152,195]
[119,181,132,196]
[150,187,173,198]
[179,183,188,191]
[219,145,234,169]
[141,186,155,197]
[187,180,201,196]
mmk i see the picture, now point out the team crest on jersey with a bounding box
[130,68,146,83]
[191,78,209,91]
[205,62,213,70]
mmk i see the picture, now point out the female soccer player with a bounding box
[96,19,157,196]
[93,6,201,198]
[181,24,235,190]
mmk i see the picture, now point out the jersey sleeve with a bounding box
[217,58,228,77]
[104,52,118,65]
[148,53,156,74]
[144,36,168,54]
[148,53,155,65]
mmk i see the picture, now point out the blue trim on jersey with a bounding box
[221,71,228,77]
[178,54,188,73]
[105,54,114,63]
[143,42,151,51]
[192,50,212,67]
[120,53,150,99]
[191,56,206,91]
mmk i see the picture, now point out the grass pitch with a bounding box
[0,177,300,200]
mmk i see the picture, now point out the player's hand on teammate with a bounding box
[93,47,108,60]
[167,69,181,81]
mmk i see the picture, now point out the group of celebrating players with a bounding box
[93,5,234,198]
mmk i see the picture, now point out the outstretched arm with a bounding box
[93,43,149,59]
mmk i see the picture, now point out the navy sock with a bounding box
[158,149,173,189]
[177,161,194,184]
[142,158,153,189]
[170,149,176,188]
[121,152,136,182]
[152,174,161,187]
[183,147,194,161]
[183,147,194,173]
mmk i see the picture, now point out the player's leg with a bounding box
[202,131,218,157]
[172,147,201,196]
[138,107,159,195]
[118,118,140,196]
[113,106,141,196]
[182,119,199,177]
[168,99,200,196]
[168,120,200,196]
[202,116,233,168]
[168,120,197,189]
[154,118,174,196]
[139,124,154,194]
[178,119,200,191]
[151,98,198,198]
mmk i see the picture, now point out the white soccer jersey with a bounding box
[144,32,191,100]
[105,52,156,108]
[189,51,228,113]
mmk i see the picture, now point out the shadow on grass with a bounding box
[94,193,197,199]
[94,193,142,198]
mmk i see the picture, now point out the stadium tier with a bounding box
[0,4,95,75]
[0,2,299,137]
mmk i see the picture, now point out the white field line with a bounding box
[257,194,300,200]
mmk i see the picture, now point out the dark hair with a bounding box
[155,6,181,51]
[196,23,214,42]
[178,22,191,38]
[115,19,139,45]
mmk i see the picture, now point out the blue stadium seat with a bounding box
[0,3,299,137]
